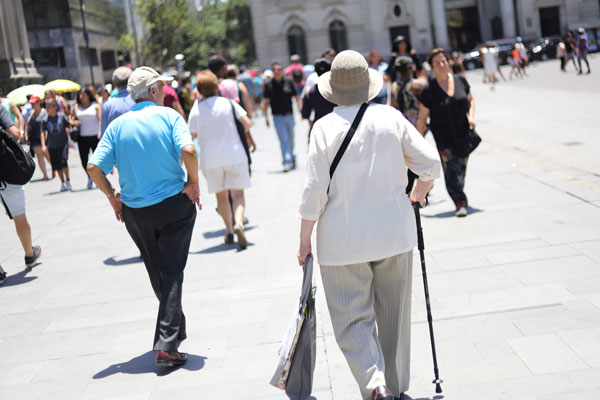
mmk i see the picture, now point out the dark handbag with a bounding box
[284,255,317,400]
[327,103,368,194]
[0,128,36,185]
[454,128,481,158]
[229,99,252,175]
[69,124,80,142]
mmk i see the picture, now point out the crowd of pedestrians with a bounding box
[5,24,593,397]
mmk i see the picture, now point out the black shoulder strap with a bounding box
[327,103,368,194]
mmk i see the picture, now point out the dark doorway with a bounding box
[389,26,410,52]
[446,6,482,52]
[539,6,561,37]
[287,25,308,64]
[491,16,503,39]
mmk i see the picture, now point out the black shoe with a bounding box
[224,233,234,244]
[0,270,6,285]
[291,159,297,170]
[25,245,42,267]
[243,216,249,225]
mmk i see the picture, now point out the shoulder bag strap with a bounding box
[327,103,368,194]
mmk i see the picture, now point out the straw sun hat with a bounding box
[318,50,383,106]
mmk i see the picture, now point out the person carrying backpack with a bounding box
[285,54,306,95]
[0,106,42,285]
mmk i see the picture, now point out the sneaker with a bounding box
[455,207,468,218]
[25,245,42,267]
[233,225,248,250]
[291,159,297,170]
[156,351,187,367]
[60,182,67,192]
[224,233,234,244]
[282,164,291,173]
[87,178,93,189]
[66,181,72,191]
[0,269,6,285]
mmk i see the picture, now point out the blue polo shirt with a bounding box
[100,88,135,135]
[89,101,193,208]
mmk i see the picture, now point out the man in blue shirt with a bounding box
[100,67,135,136]
[88,66,202,368]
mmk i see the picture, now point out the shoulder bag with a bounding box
[69,106,80,142]
[327,103,368,194]
[450,77,481,158]
[0,128,36,185]
[229,99,252,175]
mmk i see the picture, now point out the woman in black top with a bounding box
[386,35,422,80]
[417,48,476,217]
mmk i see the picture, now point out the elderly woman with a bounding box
[417,48,476,217]
[297,50,441,400]
[188,70,253,249]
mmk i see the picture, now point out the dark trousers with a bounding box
[78,136,99,177]
[439,148,468,209]
[122,192,197,352]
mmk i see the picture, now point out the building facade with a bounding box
[0,0,42,94]
[249,0,600,68]
[22,0,129,87]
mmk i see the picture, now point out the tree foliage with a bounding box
[134,0,255,71]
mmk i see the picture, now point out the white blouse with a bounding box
[298,104,441,266]
[76,102,99,137]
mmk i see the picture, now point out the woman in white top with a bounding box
[188,70,253,249]
[70,88,101,189]
[297,51,441,400]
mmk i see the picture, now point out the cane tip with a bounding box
[435,383,443,393]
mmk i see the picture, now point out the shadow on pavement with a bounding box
[103,256,143,266]
[202,225,255,239]
[404,394,444,400]
[0,267,38,287]
[93,351,206,379]
[190,242,255,254]
[423,206,483,219]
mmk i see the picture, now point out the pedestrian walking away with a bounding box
[0,105,42,285]
[417,48,477,217]
[565,32,580,73]
[24,96,50,180]
[101,67,134,136]
[41,98,72,192]
[87,66,202,367]
[188,70,254,249]
[262,61,302,172]
[301,58,336,134]
[70,88,102,189]
[298,50,441,400]
[577,28,592,75]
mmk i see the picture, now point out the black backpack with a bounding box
[292,68,304,84]
[0,128,36,185]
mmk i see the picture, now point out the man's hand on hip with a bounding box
[182,182,202,210]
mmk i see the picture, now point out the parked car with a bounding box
[528,36,562,61]
[462,38,522,70]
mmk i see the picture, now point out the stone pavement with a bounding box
[1,57,600,400]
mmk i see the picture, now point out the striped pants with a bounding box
[321,251,413,400]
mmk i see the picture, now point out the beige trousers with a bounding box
[320,251,413,400]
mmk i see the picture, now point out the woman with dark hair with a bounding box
[70,88,102,189]
[386,35,422,80]
[416,48,476,218]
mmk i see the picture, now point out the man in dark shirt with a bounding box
[301,58,335,127]
[262,61,302,172]
[41,98,71,192]
[0,106,42,284]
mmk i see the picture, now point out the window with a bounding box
[287,25,307,64]
[79,47,99,66]
[30,48,66,68]
[329,20,348,53]
[23,0,71,30]
[394,4,402,17]
[100,50,117,71]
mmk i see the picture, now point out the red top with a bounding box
[162,84,179,109]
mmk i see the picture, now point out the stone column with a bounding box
[500,0,517,39]
[0,0,42,92]
[430,0,450,49]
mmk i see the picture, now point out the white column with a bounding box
[430,0,449,49]
[500,0,517,38]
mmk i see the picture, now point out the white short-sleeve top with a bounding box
[76,102,99,137]
[188,96,248,170]
[298,103,441,266]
